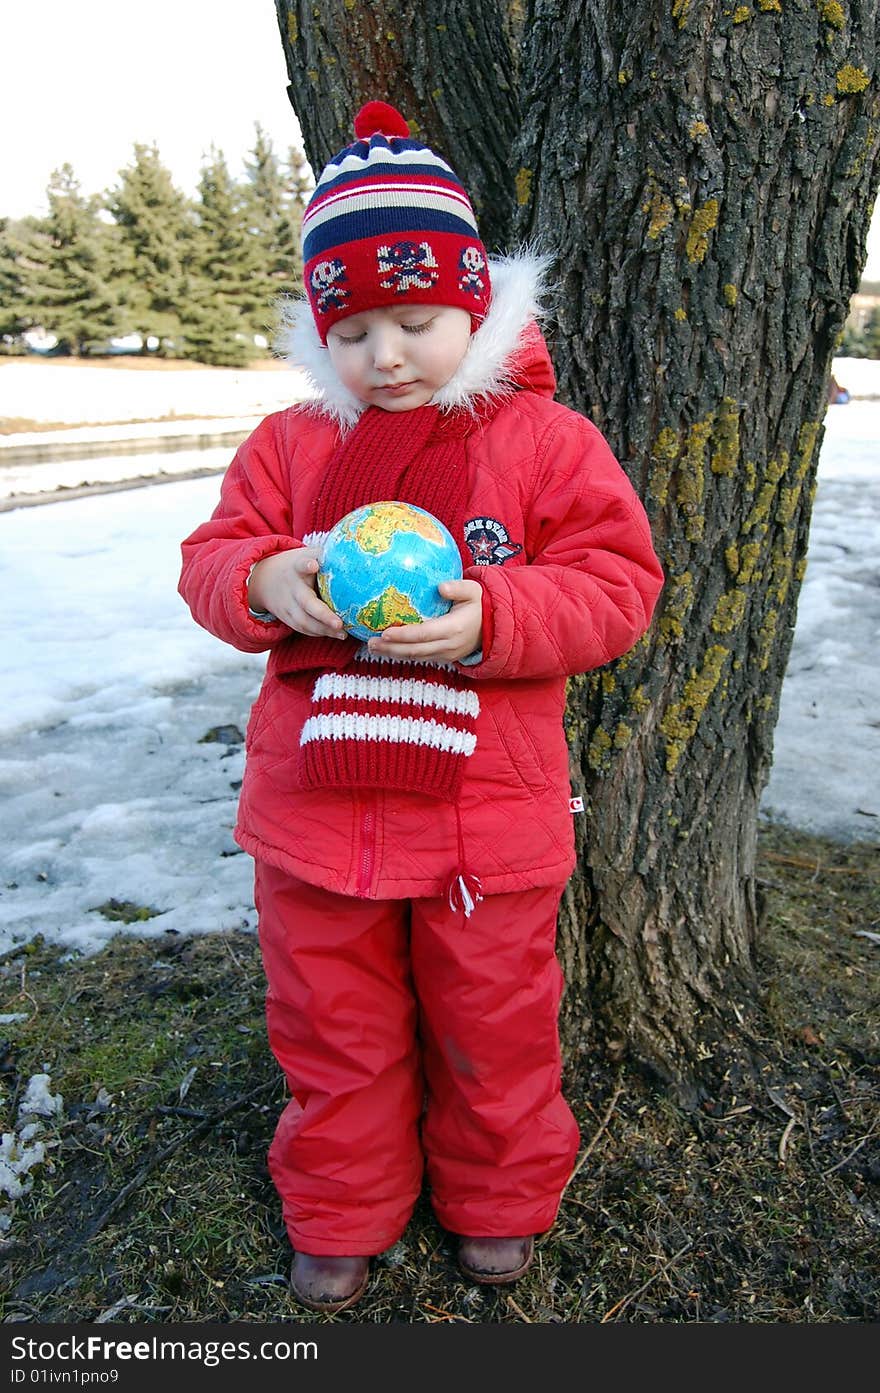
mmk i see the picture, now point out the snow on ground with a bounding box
[0,478,266,957]
[0,443,239,501]
[0,359,311,425]
[761,401,880,839]
[0,400,877,961]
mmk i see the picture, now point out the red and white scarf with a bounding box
[281,403,484,806]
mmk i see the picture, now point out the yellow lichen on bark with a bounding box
[735,541,763,585]
[836,65,870,93]
[819,1,846,28]
[711,398,741,475]
[515,168,533,206]
[711,590,747,633]
[776,485,802,525]
[660,646,730,771]
[645,182,674,239]
[677,416,714,539]
[659,571,694,642]
[686,200,720,263]
[649,427,680,505]
[770,528,797,604]
[588,727,613,772]
[757,610,779,670]
[795,421,820,479]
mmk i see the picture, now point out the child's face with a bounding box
[326,304,472,411]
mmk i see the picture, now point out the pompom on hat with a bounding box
[301,101,492,342]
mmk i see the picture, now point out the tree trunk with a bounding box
[273,0,521,252]
[511,0,879,1097]
[272,0,880,1100]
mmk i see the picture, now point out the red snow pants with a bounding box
[254,862,580,1257]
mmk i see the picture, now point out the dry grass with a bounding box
[1,822,877,1325]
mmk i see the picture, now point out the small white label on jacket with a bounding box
[569,796,585,814]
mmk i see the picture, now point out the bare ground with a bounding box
[0,822,877,1325]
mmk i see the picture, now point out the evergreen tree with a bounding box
[242,124,301,339]
[240,126,313,348]
[837,318,866,357]
[106,144,193,354]
[0,218,30,353]
[864,306,880,359]
[182,148,261,367]
[282,141,313,291]
[15,165,118,357]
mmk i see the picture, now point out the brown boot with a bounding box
[289,1252,370,1313]
[457,1235,535,1284]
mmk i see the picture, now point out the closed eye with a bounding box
[333,318,435,345]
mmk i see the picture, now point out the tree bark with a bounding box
[273,0,521,252]
[272,0,880,1100]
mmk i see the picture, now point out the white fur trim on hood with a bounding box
[275,248,554,432]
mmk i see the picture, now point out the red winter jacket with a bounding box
[179,254,664,899]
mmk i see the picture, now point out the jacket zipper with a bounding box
[356,792,377,897]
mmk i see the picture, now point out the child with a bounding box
[178,101,664,1314]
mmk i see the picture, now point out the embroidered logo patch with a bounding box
[464,517,524,566]
[569,796,585,814]
[377,241,440,294]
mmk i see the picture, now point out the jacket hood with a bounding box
[276,248,557,430]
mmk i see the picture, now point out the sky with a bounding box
[3,0,305,215]
[3,1,880,280]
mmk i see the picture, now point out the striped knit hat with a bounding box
[302,100,491,341]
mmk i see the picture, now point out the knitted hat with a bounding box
[301,100,492,341]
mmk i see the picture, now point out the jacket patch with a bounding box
[464,516,524,566]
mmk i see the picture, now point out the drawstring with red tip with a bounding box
[447,803,483,919]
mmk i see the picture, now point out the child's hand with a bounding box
[367,579,484,664]
[248,548,346,639]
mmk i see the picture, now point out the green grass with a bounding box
[1,823,877,1324]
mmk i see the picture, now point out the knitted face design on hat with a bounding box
[302,100,492,342]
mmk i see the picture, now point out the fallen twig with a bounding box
[822,1117,880,1177]
[561,1071,624,1199]
[154,1105,208,1120]
[421,1301,471,1323]
[84,1077,279,1240]
[600,1241,694,1323]
[760,852,877,877]
[778,1115,799,1164]
[506,1294,533,1322]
